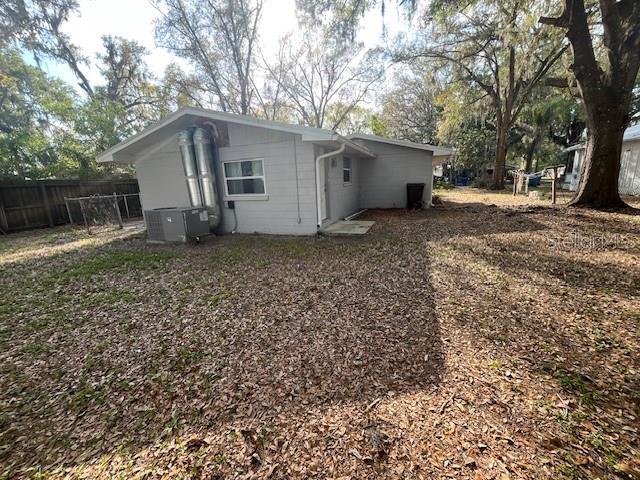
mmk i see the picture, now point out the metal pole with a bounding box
[79,199,90,234]
[113,193,123,228]
[552,167,558,205]
[123,194,130,219]
[64,197,73,225]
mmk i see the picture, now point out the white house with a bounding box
[97,108,452,236]
[564,124,640,195]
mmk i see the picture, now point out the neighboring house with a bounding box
[564,124,640,195]
[97,108,452,235]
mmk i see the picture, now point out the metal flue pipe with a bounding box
[192,127,222,231]
[178,130,203,208]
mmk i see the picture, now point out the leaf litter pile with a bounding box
[1,189,639,479]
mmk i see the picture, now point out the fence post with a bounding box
[123,194,130,218]
[113,193,123,228]
[79,199,90,233]
[39,183,54,227]
[0,197,8,234]
[64,197,73,225]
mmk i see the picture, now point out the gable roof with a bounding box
[97,107,375,163]
[625,124,640,142]
[348,133,453,156]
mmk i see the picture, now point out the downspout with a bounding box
[315,143,346,228]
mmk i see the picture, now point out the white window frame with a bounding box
[222,158,267,197]
[343,156,352,185]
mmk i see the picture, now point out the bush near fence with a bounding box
[0,179,140,233]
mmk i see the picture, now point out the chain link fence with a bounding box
[64,193,142,233]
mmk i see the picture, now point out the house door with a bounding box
[319,159,330,222]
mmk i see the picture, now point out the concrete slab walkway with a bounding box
[322,220,375,235]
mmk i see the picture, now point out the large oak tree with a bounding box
[398,0,567,189]
[541,0,640,208]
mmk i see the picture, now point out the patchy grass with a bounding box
[203,290,229,307]
[558,372,602,406]
[19,341,49,355]
[49,250,177,283]
[1,191,639,479]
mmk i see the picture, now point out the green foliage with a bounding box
[434,178,453,190]
[436,85,495,174]
[1,2,161,181]
[294,0,375,41]
[0,49,77,179]
[368,114,389,137]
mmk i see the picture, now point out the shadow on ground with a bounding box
[3,200,637,479]
[422,201,639,478]
[1,216,445,476]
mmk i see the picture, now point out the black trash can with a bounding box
[406,183,425,209]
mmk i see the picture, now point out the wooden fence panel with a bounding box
[0,179,139,233]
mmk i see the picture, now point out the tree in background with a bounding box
[398,0,567,189]
[294,0,372,41]
[0,0,96,97]
[517,92,582,172]
[153,0,263,115]
[436,83,496,180]
[0,1,165,179]
[379,65,443,144]
[263,33,384,129]
[325,104,375,134]
[253,37,295,122]
[541,0,640,208]
[0,49,75,179]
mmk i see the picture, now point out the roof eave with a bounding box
[97,107,342,163]
[348,133,452,155]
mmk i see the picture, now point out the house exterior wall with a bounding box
[135,123,318,235]
[134,122,439,237]
[322,152,361,224]
[217,128,317,235]
[135,143,191,214]
[355,140,434,209]
[564,149,584,191]
[564,140,640,195]
[619,140,640,195]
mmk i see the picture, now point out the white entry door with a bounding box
[319,159,330,222]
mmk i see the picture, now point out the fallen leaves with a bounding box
[0,189,638,479]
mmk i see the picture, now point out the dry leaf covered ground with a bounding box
[1,188,639,479]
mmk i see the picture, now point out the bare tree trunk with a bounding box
[570,109,627,208]
[525,131,542,173]
[492,127,508,190]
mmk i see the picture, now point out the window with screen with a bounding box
[223,159,266,195]
[343,157,352,184]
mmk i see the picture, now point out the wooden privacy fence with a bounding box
[0,179,140,233]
